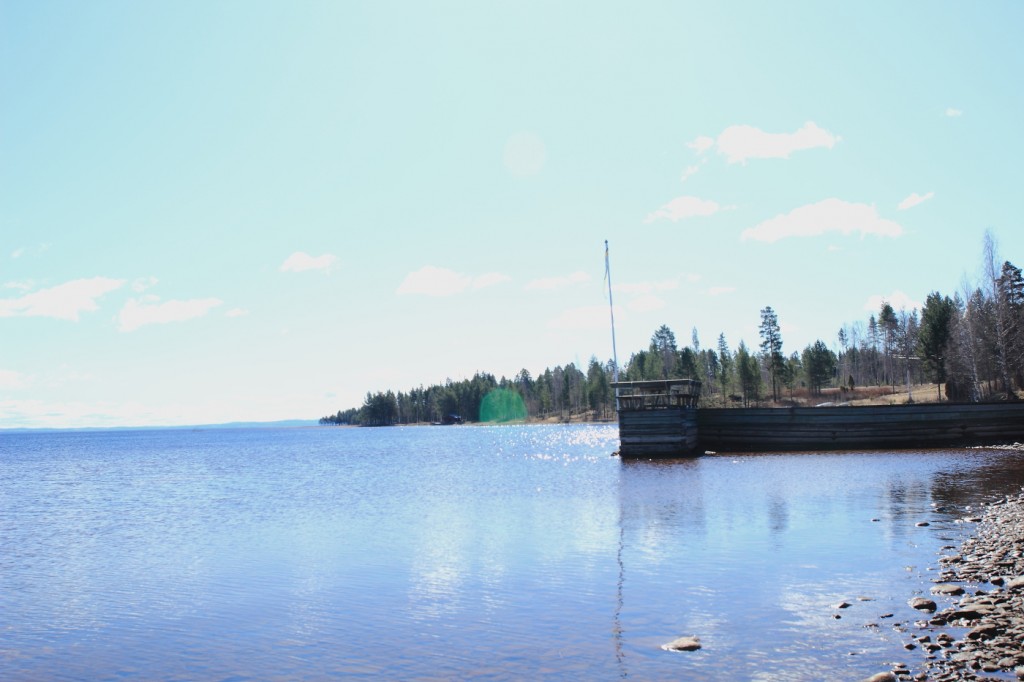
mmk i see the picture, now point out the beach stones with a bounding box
[911,491,1024,679]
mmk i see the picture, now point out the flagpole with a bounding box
[605,240,620,384]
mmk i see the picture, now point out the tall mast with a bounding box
[605,240,620,383]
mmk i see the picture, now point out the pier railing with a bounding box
[612,379,702,410]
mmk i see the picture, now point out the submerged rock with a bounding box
[661,635,701,652]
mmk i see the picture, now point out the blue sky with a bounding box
[2,1,1022,428]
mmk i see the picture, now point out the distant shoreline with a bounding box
[1,419,320,433]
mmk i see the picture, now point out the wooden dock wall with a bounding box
[696,403,1024,453]
[618,407,698,458]
[617,402,1024,457]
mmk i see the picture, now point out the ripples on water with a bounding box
[3,425,1024,680]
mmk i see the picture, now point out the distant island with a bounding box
[322,234,1023,427]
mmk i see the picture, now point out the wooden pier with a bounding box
[613,380,701,458]
[613,380,1024,457]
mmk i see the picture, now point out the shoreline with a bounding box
[878,445,1024,681]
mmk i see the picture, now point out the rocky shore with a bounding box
[873,446,1024,682]
[910,486,1024,681]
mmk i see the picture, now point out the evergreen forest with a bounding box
[321,235,1024,426]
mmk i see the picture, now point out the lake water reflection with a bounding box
[3,425,1024,680]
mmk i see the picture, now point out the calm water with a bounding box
[3,425,1024,681]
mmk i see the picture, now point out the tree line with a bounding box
[321,232,1022,425]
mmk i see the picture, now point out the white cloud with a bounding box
[0,397,179,429]
[4,280,33,292]
[397,266,471,296]
[0,369,28,389]
[395,267,509,296]
[863,290,922,313]
[645,196,721,224]
[472,272,511,289]
[525,271,591,291]
[226,308,250,318]
[707,286,736,296]
[548,305,622,331]
[716,121,839,164]
[687,136,714,154]
[613,278,680,295]
[741,198,903,243]
[945,108,963,117]
[897,191,934,210]
[131,276,159,293]
[280,252,337,273]
[627,295,666,313]
[11,247,25,259]
[0,277,125,321]
[118,297,223,332]
[680,165,700,183]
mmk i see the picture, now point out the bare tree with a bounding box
[983,230,1014,395]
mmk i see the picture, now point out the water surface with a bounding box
[3,425,1023,680]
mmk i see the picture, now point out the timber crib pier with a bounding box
[613,379,1024,458]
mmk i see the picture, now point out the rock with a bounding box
[1006,576,1024,590]
[966,623,1000,640]
[916,521,931,527]
[859,673,896,682]
[909,597,937,612]
[835,601,852,609]
[931,584,965,596]
[661,635,701,652]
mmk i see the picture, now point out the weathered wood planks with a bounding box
[618,407,698,457]
[616,402,1024,457]
[696,403,1024,453]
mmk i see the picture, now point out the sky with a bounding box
[2,1,1023,428]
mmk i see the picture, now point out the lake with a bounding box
[3,424,1024,680]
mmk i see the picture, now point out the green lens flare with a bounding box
[479,389,527,423]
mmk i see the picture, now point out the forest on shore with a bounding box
[321,233,1023,426]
